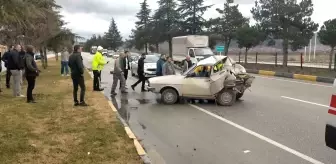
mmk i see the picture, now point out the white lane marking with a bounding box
[254,75,332,88]
[189,104,324,164]
[281,96,329,108]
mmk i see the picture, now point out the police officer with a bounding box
[131,53,147,92]
[68,45,88,106]
[92,46,108,91]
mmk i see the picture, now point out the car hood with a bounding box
[144,63,156,69]
[149,75,185,84]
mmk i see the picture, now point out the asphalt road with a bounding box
[82,52,335,164]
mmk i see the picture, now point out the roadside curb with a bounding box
[85,68,151,164]
[246,69,335,84]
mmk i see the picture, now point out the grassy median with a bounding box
[0,58,142,164]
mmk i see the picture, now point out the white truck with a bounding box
[172,35,214,66]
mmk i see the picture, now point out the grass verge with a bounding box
[0,58,142,164]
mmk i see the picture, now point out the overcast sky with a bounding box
[58,0,336,40]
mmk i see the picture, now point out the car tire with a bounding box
[236,91,244,100]
[161,88,178,105]
[216,89,236,106]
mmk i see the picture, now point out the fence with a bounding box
[226,52,334,69]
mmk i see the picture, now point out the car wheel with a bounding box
[161,88,178,105]
[216,89,236,106]
[236,91,244,100]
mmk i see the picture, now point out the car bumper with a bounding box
[326,122,336,150]
[144,73,156,78]
[147,86,155,92]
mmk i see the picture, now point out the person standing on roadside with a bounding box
[131,53,147,92]
[110,52,127,95]
[156,54,166,76]
[19,45,26,84]
[7,44,24,97]
[24,45,39,103]
[60,47,70,76]
[162,56,176,75]
[120,50,130,88]
[68,45,88,106]
[92,46,108,91]
[1,45,14,88]
[182,55,193,73]
[0,52,2,92]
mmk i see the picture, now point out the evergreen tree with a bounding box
[236,25,266,63]
[177,0,212,34]
[210,0,249,55]
[318,19,336,70]
[154,0,181,56]
[251,0,318,66]
[135,0,151,53]
[104,18,123,51]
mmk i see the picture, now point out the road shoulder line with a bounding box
[85,68,151,164]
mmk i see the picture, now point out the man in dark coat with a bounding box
[68,45,88,106]
[120,50,130,88]
[24,45,39,103]
[156,54,166,76]
[131,53,147,92]
[7,44,24,97]
[1,45,14,88]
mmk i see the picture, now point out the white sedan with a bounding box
[130,54,159,78]
[147,55,255,106]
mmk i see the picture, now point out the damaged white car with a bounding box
[147,55,255,106]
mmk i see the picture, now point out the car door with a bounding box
[182,66,212,97]
[209,63,229,95]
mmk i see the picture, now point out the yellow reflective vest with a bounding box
[92,51,107,71]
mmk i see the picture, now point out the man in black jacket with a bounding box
[68,45,88,106]
[24,45,39,103]
[120,50,130,88]
[1,45,14,88]
[0,52,1,73]
[7,44,24,97]
[131,53,147,92]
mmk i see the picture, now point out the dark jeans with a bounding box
[124,69,128,80]
[99,70,102,82]
[120,69,128,87]
[61,61,69,75]
[93,70,101,90]
[26,76,36,101]
[132,72,146,90]
[72,76,85,103]
[6,69,11,88]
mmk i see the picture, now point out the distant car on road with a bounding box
[113,53,119,59]
[130,54,158,78]
[106,50,114,58]
[102,49,108,56]
[35,53,41,60]
[129,52,140,62]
